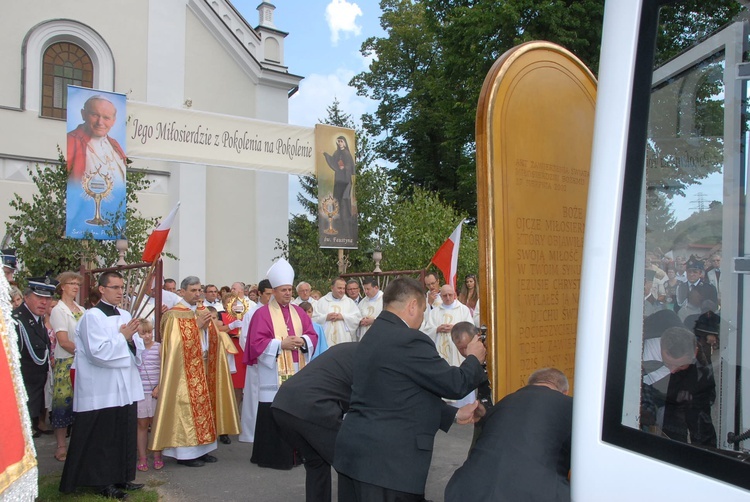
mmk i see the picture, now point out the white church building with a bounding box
[0,0,302,285]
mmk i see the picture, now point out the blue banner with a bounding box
[65,86,128,239]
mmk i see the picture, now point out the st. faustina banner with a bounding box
[65,86,128,239]
[316,124,358,249]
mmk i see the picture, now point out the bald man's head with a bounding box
[440,285,456,305]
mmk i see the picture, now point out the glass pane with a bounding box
[617,13,750,465]
[53,77,63,109]
[631,54,726,448]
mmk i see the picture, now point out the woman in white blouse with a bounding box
[49,271,85,462]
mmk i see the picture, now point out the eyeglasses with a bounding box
[102,285,125,291]
[65,282,81,287]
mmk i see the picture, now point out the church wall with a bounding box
[184,8,256,117]
[205,166,258,286]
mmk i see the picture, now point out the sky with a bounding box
[234,0,385,215]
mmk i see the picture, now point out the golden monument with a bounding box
[476,42,596,398]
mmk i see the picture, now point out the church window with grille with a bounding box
[41,42,93,119]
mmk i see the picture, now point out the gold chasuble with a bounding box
[150,304,240,451]
[268,297,305,384]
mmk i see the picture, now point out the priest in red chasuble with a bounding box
[245,258,318,469]
[149,276,239,467]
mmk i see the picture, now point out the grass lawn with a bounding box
[36,474,161,501]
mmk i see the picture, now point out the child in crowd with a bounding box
[135,319,163,471]
[9,286,23,308]
[299,301,328,360]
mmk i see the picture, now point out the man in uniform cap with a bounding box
[244,258,318,469]
[2,248,17,284]
[676,256,717,306]
[14,275,57,437]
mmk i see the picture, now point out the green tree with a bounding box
[352,0,741,220]
[645,189,677,252]
[655,1,743,66]
[5,150,157,283]
[383,187,478,282]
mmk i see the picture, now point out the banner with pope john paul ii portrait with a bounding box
[65,86,128,240]
[316,124,358,249]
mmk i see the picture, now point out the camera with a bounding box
[479,324,488,344]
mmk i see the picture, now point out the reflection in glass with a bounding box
[633,52,728,449]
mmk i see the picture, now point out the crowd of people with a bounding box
[641,249,722,449]
[5,246,574,501]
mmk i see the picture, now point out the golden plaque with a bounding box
[476,42,596,399]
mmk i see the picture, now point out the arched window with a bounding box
[41,42,93,119]
[24,20,115,115]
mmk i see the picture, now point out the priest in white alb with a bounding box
[244,258,318,469]
[291,281,317,307]
[424,285,474,366]
[313,277,361,346]
[357,277,383,340]
[423,284,475,407]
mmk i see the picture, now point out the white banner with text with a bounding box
[126,102,316,174]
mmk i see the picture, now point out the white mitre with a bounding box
[267,258,295,288]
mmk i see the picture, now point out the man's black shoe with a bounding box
[199,454,218,463]
[219,434,231,444]
[98,485,128,499]
[115,482,144,491]
[177,458,205,467]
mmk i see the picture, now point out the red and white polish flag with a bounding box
[430,221,463,290]
[142,202,180,262]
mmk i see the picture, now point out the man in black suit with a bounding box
[272,342,357,502]
[14,276,58,437]
[334,277,486,502]
[444,368,573,502]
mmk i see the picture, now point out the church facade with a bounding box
[0,0,302,285]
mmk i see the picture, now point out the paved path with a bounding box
[35,425,473,501]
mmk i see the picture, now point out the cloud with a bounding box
[288,68,375,128]
[325,0,363,45]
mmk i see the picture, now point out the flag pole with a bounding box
[131,258,158,318]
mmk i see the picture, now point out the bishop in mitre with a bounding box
[149,276,240,467]
[244,258,318,470]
